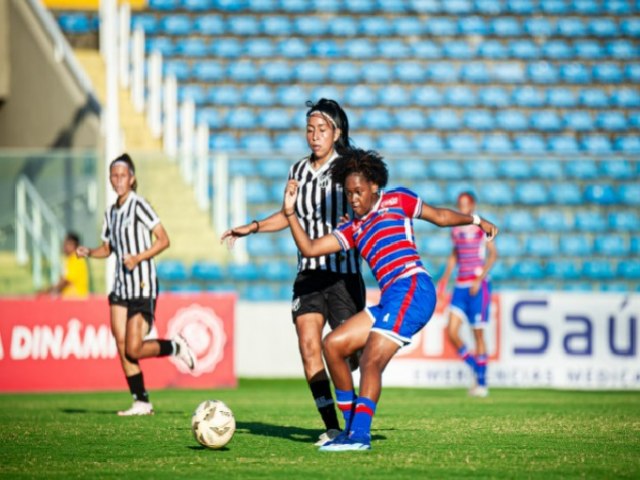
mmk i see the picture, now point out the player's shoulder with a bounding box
[386,186,418,197]
[383,186,420,204]
[289,156,310,178]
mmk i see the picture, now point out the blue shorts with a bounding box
[366,274,436,347]
[450,280,491,329]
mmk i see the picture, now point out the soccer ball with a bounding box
[191,400,236,449]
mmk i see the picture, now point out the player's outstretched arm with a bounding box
[76,242,111,260]
[419,204,498,241]
[220,211,288,248]
[283,180,342,258]
[124,223,170,270]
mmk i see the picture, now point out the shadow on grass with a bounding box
[236,421,386,444]
[60,408,184,415]
[187,445,230,452]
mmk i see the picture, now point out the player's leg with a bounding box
[448,287,478,374]
[469,281,491,397]
[323,310,372,428]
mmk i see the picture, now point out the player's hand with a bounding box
[123,254,139,271]
[76,246,90,258]
[469,279,481,296]
[220,224,253,249]
[283,179,298,214]
[479,218,498,241]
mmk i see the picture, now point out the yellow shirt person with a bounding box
[41,233,89,299]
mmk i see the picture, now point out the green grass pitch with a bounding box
[1,379,638,479]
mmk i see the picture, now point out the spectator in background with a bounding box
[40,232,89,299]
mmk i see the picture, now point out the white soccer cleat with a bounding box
[173,334,197,371]
[314,429,342,446]
[117,400,154,416]
[468,386,489,398]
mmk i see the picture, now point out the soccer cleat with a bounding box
[468,386,489,398]
[117,401,154,416]
[314,429,342,446]
[173,334,197,371]
[319,432,371,452]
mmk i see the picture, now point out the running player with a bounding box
[77,154,196,416]
[282,149,498,451]
[437,192,498,398]
[221,99,365,446]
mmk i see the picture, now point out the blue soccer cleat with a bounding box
[319,432,371,452]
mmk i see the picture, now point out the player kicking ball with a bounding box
[438,192,498,398]
[282,149,498,451]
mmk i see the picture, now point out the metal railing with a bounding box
[15,176,65,289]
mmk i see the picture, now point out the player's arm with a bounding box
[220,211,288,248]
[124,223,170,270]
[283,180,342,258]
[437,248,457,296]
[76,241,111,259]
[476,239,498,282]
[419,204,498,241]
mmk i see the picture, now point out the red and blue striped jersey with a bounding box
[333,187,428,292]
[451,224,487,285]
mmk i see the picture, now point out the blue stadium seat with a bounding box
[618,184,640,206]
[581,135,613,154]
[429,160,464,180]
[445,182,476,203]
[510,40,540,59]
[146,37,175,56]
[194,15,224,35]
[492,17,522,36]
[227,16,260,35]
[490,262,510,281]
[397,160,429,179]
[362,63,393,83]
[480,182,514,205]
[538,210,572,231]
[344,39,376,59]
[208,85,241,106]
[245,179,271,204]
[574,40,604,59]
[377,133,412,153]
[459,16,489,35]
[241,134,274,152]
[228,264,260,282]
[380,0,409,13]
[464,110,494,130]
[600,159,634,180]
[251,1,278,13]
[527,235,558,257]
[429,63,460,83]
[589,18,618,37]
[196,108,223,129]
[443,41,473,59]
[593,63,624,83]
[607,40,637,60]
[178,38,210,57]
[517,182,549,205]
[625,64,640,82]
[582,260,615,280]
[344,85,377,107]
[411,41,442,59]
[243,84,274,106]
[275,133,307,153]
[277,38,307,58]
[618,261,640,280]
[160,14,192,35]
[580,88,610,108]
[275,234,298,257]
[210,38,242,58]
[503,211,536,232]
[131,14,159,35]
[352,134,376,150]
[611,88,640,108]
[575,211,608,232]
[549,136,580,154]
[563,111,594,131]
[550,183,582,205]
[621,18,640,37]
[157,260,188,281]
[361,17,393,36]
[328,17,358,37]
[546,260,581,280]
[524,17,553,36]
[259,260,295,282]
[310,39,341,58]
[228,158,254,176]
[228,61,259,83]
[179,85,207,106]
[561,234,594,256]
[596,112,628,131]
[262,61,293,83]
[58,13,92,34]
[215,0,249,11]
[426,17,459,36]
[499,159,530,179]
[493,62,526,83]
[413,134,445,153]
[543,40,573,59]
[479,87,509,107]
[276,85,306,107]
[394,16,424,36]
[396,109,427,129]
[363,109,395,130]
[595,234,629,256]
[479,40,508,59]
[496,235,524,257]
[192,61,223,82]
[460,62,489,83]
[260,109,292,130]
[530,111,562,131]
[149,0,178,10]
[475,0,503,14]
[513,134,547,153]
[191,262,225,282]
[513,86,545,107]
[412,182,445,204]
[541,0,569,14]
[165,60,191,81]
[566,159,598,179]
[445,86,476,107]
[245,38,275,58]
[395,62,427,83]
[247,236,277,257]
[532,160,563,179]
[183,0,211,11]
[344,0,375,13]
[482,133,513,153]
[584,184,618,205]
[379,40,411,58]
[281,0,311,12]
[561,63,591,84]
[527,62,559,84]
[615,136,640,154]
[379,86,410,107]
[419,236,452,256]
[328,63,361,83]
[464,160,497,179]
[573,0,601,15]
[294,62,326,83]
[413,86,443,107]
[512,260,545,280]
[294,16,327,36]
[168,283,202,294]
[443,0,474,14]
[449,133,480,153]
[209,133,238,151]
[429,109,461,130]
[557,17,587,37]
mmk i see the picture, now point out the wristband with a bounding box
[251,220,260,234]
[472,214,481,226]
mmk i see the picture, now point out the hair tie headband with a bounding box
[111,160,135,174]
[308,110,338,129]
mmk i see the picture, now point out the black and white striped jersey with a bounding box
[101,192,161,299]
[288,153,361,275]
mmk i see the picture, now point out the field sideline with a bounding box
[1,379,638,479]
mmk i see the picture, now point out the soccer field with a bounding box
[1,379,638,479]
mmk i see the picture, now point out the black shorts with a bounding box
[108,293,155,328]
[291,270,366,330]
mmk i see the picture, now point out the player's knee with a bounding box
[322,332,342,357]
[125,343,141,361]
[299,335,321,362]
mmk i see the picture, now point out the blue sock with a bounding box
[350,397,376,437]
[476,354,488,387]
[458,345,477,371]
[335,389,356,430]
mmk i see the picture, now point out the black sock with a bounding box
[309,379,340,431]
[126,373,149,403]
[157,339,175,357]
